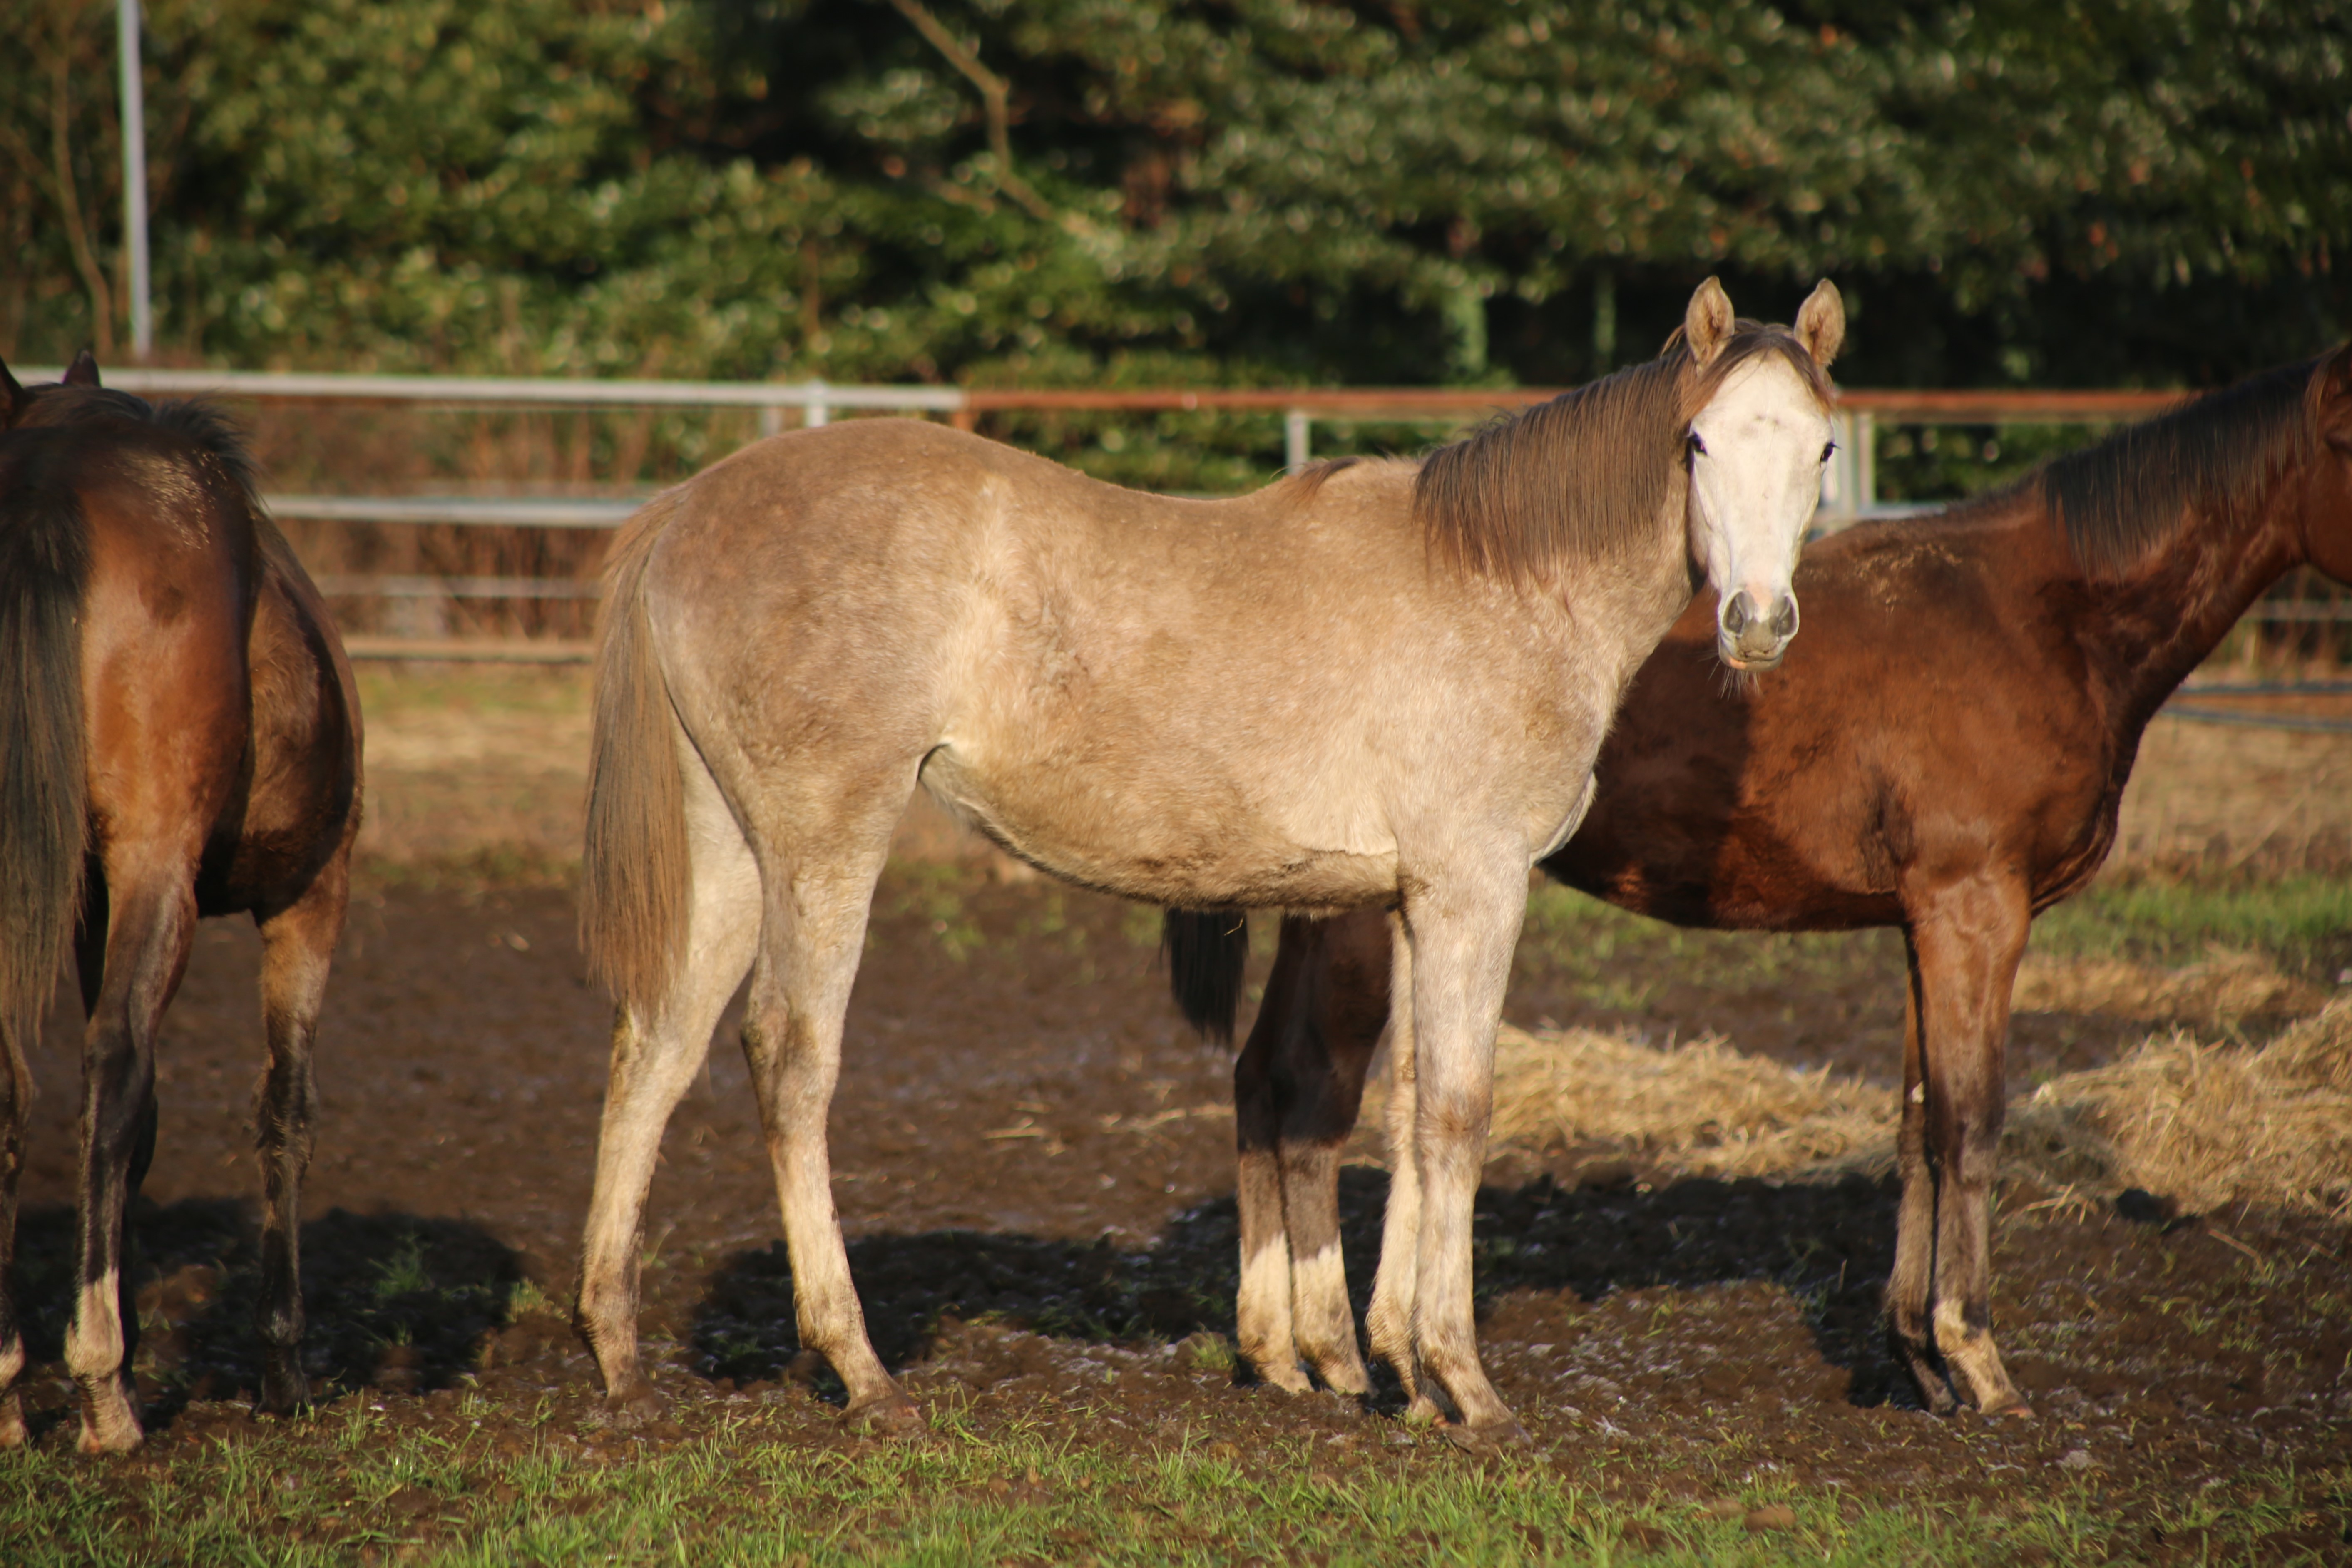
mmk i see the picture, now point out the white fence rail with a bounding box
[30,365,2275,663]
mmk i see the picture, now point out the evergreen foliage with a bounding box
[5,0,2346,392]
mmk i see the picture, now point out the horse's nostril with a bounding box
[1722,594,1751,634]
[1771,597,1798,639]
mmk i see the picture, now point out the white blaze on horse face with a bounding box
[1685,354,1832,671]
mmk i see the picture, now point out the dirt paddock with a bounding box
[7,668,2352,1561]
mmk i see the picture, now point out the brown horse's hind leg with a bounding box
[1886,939,1955,1414]
[738,818,916,1436]
[1233,977,1308,1393]
[67,870,197,1454]
[575,763,762,1420]
[1897,877,2033,1419]
[0,1006,32,1447]
[249,859,349,1417]
[1273,912,1392,1398]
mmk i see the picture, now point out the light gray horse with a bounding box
[574,277,1843,1447]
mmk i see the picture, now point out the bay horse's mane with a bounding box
[1415,322,1834,584]
[2040,357,2319,577]
[12,384,263,513]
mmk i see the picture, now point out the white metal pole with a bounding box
[1285,408,1310,471]
[117,0,152,359]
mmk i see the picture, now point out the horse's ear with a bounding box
[65,349,101,387]
[1794,280,1845,370]
[0,356,25,426]
[1684,278,1735,369]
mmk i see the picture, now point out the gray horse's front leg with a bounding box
[1399,872,1528,1447]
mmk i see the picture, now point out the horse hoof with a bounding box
[844,1392,924,1439]
[1307,1359,1373,1399]
[1978,1393,2035,1420]
[603,1380,667,1425]
[1256,1365,1313,1396]
[1440,1417,1531,1455]
[1402,1393,1447,1427]
[77,1411,145,1455]
[258,1362,313,1419]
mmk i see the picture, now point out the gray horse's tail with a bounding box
[580,492,688,1019]
[1163,909,1249,1044]
[0,468,91,1050]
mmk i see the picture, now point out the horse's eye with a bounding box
[1686,432,1707,456]
[1821,441,1837,463]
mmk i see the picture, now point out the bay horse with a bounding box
[0,352,363,1453]
[574,279,1845,1448]
[1169,342,2352,1421]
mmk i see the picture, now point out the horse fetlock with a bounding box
[76,1372,144,1454]
[1934,1300,2029,1416]
[0,1389,23,1449]
[63,1275,124,1382]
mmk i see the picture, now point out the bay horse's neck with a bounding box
[2070,462,2317,728]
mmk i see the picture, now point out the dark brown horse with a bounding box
[1170,343,2352,1420]
[0,353,363,1452]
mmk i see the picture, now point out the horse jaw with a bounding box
[1685,353,1832,671]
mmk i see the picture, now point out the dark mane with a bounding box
[14,384,263,512]
[2043,359,2316,577]
[1415,323,1832,583]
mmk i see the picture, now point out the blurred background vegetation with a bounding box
[4,0,2347,494]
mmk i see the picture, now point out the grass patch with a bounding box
[1514,885,1895,1014]
[0,1414,2277,1566]
[2030,874,2352,980]
[354,665,590,724]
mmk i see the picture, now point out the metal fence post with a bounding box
[804,381,831,428]
[1285,408,1311,471]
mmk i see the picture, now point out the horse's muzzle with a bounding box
[1718,589,1798,670]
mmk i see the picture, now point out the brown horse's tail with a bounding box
[579,492,689,1020]
[0,472,91,1049]
[1163,909,1250,1044]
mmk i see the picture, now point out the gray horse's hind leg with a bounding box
[736,800,915,1434]
[575,750,762,1418]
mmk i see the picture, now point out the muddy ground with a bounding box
[9,667,2352,1556]
[11,852,2352,1561]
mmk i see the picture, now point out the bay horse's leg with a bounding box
[575,756,763,1418]
[1273,910,1392,1398]
[1900,876,2033,1418]
[1232,933,1307,1393]
[736,798,913,1434]
[1364,914,1441,1420]
[1886,937,1955,1414]
[249,856,350,1417]
[67,867,197,1453]
[0,993,33,1447]
[1401,873,1526,1445]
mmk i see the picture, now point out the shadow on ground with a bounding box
[7,1198,522,1440]
[691,1169,1914,1407]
